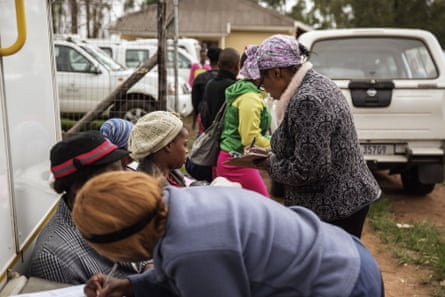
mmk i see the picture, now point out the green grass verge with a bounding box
[61,118,105,132]
[367,195,445,296]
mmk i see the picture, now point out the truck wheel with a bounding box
[401,167,435,196]
[117,100,155,123]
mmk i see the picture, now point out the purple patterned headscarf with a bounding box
[240,34,303,80]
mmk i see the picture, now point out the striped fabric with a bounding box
[28,198,145,284]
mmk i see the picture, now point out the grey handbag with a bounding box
[188,102,227,166]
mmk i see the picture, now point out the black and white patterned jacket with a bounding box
[28,198,141,284]
[269,69,381,221]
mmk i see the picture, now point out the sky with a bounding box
[285,0,298,11]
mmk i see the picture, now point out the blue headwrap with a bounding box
[100,118,134,149]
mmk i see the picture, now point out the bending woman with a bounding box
[73,170,384,297]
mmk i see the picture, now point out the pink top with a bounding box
[189,63,211,86]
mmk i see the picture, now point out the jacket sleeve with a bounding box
[164,250,251,297]
[128,269,178,297]
[269,94,334,186]
[129,251,250,297]
[236,93,270,149]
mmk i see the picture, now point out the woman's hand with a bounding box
[84,274,134,297]
[243,146,271,170]
[247,146,271,156]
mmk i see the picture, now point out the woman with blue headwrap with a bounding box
[100,118,134,169]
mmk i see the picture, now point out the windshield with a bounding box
[310,37,438,79]
[79,44,126,71]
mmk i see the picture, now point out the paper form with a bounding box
[10,285,85,297]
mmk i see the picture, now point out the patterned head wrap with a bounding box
[240,34,303,79]
[100,118,134,149]
[240,45,261,80]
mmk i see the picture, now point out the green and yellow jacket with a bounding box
[220,80,271,154]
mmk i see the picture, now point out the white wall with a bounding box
[0,0,61,287]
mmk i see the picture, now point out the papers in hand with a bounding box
[224,149,270,168]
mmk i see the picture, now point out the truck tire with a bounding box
[115,100,155,123]
[401,167,435,196]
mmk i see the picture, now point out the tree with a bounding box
[288,0,309,24]
[261,0,286,10]
[123,0,157,14]
[51,0,66,34]
[140,0,158,9]
[288,0,445,47]
[68,0,79,34]
[123,0,137,12]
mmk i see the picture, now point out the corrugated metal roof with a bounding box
[110,0,297,37]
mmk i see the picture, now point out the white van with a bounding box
[55,39,193,120]
[299,28,445,195]
[88,39,199,85]
[131,37,201,60]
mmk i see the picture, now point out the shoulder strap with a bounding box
[213,101,227,123]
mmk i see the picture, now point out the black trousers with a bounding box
[327,205,370,238]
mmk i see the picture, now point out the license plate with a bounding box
[360,144,394,155]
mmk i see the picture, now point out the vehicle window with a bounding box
[404,46,436,78]
[125,49,150,68]
[178,52,192,68]
[55,45,69,71]
[55,45,92,72]
[167,50,191,69]
[80,44,125,71]
[100,47,113,57]
[310,37,438,79]
[69,47,93,72]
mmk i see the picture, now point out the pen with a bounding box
[105,263,118,286]
[249,136,256,150]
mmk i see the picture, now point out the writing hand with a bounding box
[248,147,271,156]
[84,274,134,297]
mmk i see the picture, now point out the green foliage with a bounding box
[61,118,105,132]
[287,0,445,47]
[140,0,158,9]
[259,0,286,10]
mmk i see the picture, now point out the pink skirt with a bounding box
[216,150,270,197]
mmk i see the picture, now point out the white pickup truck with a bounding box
[54,39,193,122]
[298,28,445,195]
[87,39,198,85]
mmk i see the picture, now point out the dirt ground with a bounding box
[362,171,445,297]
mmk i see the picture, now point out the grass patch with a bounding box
[61,118,105,132]
[367,195,445,296]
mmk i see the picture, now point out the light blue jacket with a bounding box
[129,186,370,297]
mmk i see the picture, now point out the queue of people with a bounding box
[25,37,384,297]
